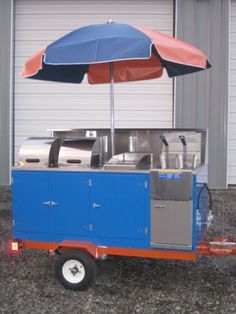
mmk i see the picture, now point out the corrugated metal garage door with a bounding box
[14,0,173,158]
[229,1,236,184]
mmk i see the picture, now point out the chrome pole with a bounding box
[110,62,115,156]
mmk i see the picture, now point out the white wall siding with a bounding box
[14,0,173,159]
[229,1,236,184]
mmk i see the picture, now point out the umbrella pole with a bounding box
[110,62,115,156]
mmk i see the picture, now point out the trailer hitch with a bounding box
[198,237,236,256]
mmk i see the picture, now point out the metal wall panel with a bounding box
[0,0,13,185]
[175,0,229,189]
[14,0,173,159]
[229,0,236,184]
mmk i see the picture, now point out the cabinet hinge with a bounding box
[88,179,92,186]
[89,224,93,232]
[11,177,14,185]
[144,181,148,189]
[144,227,148,235]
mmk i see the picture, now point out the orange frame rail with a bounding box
[13,237,236,261]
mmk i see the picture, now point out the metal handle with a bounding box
[179,135,187,146]
[42,201,59,207]
[154,204,165,209]
[160,135,168,146]
[42,201,51,206]
[92,203,101,208]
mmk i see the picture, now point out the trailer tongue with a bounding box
[198,238,236,256]
[11,128,236,290]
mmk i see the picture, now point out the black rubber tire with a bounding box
[55,249,97,290]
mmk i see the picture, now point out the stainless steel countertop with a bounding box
[11,166,150,174]
[12,166,205,175]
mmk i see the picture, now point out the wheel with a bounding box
[55,249,97,290]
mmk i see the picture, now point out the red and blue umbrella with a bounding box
[22,22,211,154]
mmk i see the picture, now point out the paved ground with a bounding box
[0,189,236,314]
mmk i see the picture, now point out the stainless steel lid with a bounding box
[58,137,103,168]
[18,137,61,167]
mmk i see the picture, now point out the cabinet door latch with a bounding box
[42,201,59,207]
[92,203,101,208]
[42,201,51,206]
[51,201,59,206]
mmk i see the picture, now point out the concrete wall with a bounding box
[175,0,229,188]
[0,0,13,185]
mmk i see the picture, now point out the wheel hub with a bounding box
[69,265,80,276]
[62,259,85,284]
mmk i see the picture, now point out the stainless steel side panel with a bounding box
[151,200,193,248]
[151,170,193,201]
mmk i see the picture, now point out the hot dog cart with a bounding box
[12,127,235,291]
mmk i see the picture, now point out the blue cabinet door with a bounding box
[12,170,150,248]
[49,172,91,240]
[12,171,50,237]
[91,173,150,248]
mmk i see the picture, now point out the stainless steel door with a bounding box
[151,200,193,249]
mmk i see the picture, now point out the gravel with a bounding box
[0,189,236,314]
